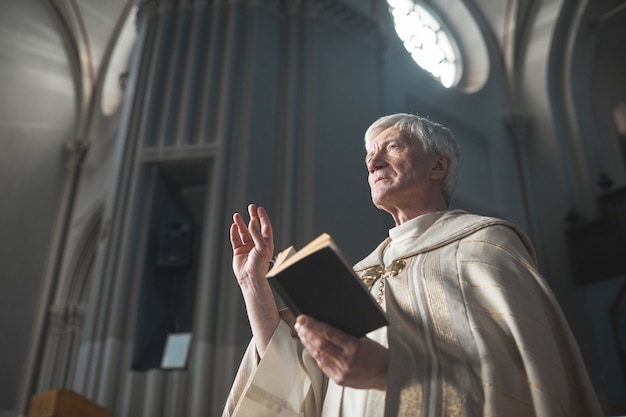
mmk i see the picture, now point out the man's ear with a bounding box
[430,155,450,181]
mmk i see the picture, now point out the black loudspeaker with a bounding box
[157,220,192,268]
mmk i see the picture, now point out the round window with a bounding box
[387,0,461,88]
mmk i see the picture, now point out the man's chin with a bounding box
[371,194,391,210]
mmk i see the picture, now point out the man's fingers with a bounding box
[297,315,353,346]
[305,333,343,363]
[232,213,253,247]
[247,217,263,246]
[229,223,240,249]
[231,206,271,251]
[296,316,349,360]
[257,206,274,242]
[247,205,272,252]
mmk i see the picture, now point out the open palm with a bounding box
[230,204,274,288]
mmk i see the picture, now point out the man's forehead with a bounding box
[371,126,416,149]
[371,126,406,144]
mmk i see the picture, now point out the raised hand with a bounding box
[229,204,279,355]
[230,204,275,289]
[295,315,389,390]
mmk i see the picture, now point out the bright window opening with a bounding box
[387,0,460,88]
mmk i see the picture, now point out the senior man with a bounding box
[222,113,602,417]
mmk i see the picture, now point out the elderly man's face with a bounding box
[366,126,438,214]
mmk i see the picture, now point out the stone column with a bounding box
[72,0,289,415]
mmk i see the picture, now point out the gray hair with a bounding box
[364,113,460,205]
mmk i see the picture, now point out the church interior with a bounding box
[1,0,625,415]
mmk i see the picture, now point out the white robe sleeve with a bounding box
[226,320,325,417]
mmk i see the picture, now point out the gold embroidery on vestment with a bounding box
[360,259,407,289]
[422,250,466,416]
[361,259,407,305]
[361,265,383,289]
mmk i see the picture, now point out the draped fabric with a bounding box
[222,210,603,417]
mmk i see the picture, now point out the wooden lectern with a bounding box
[28,390,108,417]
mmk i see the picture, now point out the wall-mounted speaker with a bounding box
[157,220,192,268]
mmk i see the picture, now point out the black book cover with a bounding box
[267,246,388,338]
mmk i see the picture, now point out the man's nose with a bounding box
[367,152,386,173]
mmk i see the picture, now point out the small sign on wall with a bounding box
[161,333,192,370]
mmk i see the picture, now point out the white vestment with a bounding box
[222,210,603,417]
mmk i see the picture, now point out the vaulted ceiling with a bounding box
[3,0,624,149]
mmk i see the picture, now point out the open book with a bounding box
[267,233,388,338]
